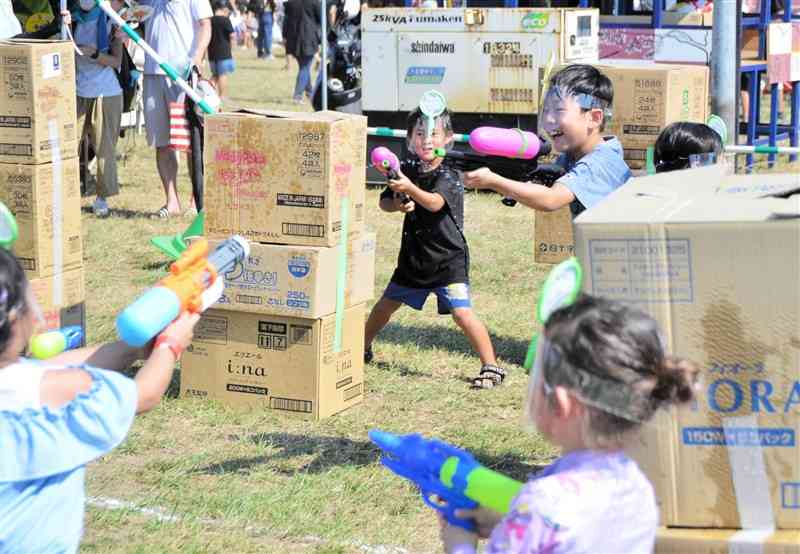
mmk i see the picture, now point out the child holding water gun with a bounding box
[654,121,724,173]
[365,107,506,390]
[463,65,631,217]
[438,294,698,553]
[0,247,199,552]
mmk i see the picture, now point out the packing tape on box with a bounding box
[724,415,776,554]
[47,119,64,307]
[334,196,350,353]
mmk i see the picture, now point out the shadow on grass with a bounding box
[142,260,170,271]
[371,360,433,378]
[80,205,163,219]
[191,432,544,482]
[377,322,529,366]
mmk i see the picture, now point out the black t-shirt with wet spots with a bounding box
[380,163,469,289]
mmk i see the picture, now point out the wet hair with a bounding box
[654,122,723,173]
[0,249,31,350]
[542,294,698,446]
[406,107,454,137]
[548,64,614,131]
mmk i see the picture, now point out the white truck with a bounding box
[362,6,600,180]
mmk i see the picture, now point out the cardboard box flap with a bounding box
[228,109,361,122]
[577,168,800,224]
[663,194,800,223]
[0,39,67,45]
[718,173,800,198]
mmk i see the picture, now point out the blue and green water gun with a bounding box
[369,430,524,531]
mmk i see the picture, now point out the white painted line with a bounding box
[86,496,414,554]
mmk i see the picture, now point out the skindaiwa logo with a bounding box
[410,41,455,54]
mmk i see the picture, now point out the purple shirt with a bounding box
[455,450,658,554]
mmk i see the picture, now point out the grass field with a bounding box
[76,45,798,553]
[79,45,558,554]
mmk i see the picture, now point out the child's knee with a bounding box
[451,307,474,327]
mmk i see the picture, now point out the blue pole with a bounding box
[711,0,737,145]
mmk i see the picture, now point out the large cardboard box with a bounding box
[0,158,83,278]
[215,233,376,318]
[180,304,365,420]
[534,206,574,264]
[28,266,86,337]
[204,110,367,247]
[0,40,78,164]
[656,527,800,553]
[596,62,709,170]
[573,166,800,528]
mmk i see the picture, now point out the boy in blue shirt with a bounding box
[463,65,631,216]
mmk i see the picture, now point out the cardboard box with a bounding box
[215,233,376,318]
[28,266,86,337]
[0,40,78,164]
[0,158,83,278]
[742,28,761,59]
[591,63,709,169]
[180,304,366,420]
[534,206,574,264]
[204,110,367,247]
[573,166,800,528]
[656,527,800,553]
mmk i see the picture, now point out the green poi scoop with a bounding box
[0,202,19,250]
[419,90,447,139]
[523,257,583,370]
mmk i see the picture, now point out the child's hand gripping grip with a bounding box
[116,236,250,347]
[369,430,480,532]
[371,146,401,179]
[371,147,411,205]
[469,127,550,160]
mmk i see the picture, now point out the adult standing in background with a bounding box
[248,0,275,58]
[282,0,298,71]
[291,0,335,104]
[139,0,212,218]
[65,0,127,218]
[259,0,276,59]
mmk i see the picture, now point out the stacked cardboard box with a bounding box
[573,166,800,551]
[0,40,85,337]
[181,110,373,420]
[534,62,710,265]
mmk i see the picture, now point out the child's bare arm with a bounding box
[406,188,444,212]
[133,312,199,413]
[466,168,574,211]
[388,171,445,212]
[499,177,574,212]
[49,342,146,370]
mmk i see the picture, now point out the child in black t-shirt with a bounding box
[365,108,507,389]
[209,1,236,98]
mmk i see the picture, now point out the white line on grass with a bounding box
[87,496,414,554]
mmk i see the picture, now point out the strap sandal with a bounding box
[470,364,507,390]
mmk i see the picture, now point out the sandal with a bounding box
[470,364,507,390]
[156,206,170,219]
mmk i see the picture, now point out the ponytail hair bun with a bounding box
[650,356,699,407]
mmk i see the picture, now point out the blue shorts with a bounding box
[209,58,235,77]
[383,282,472,315]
